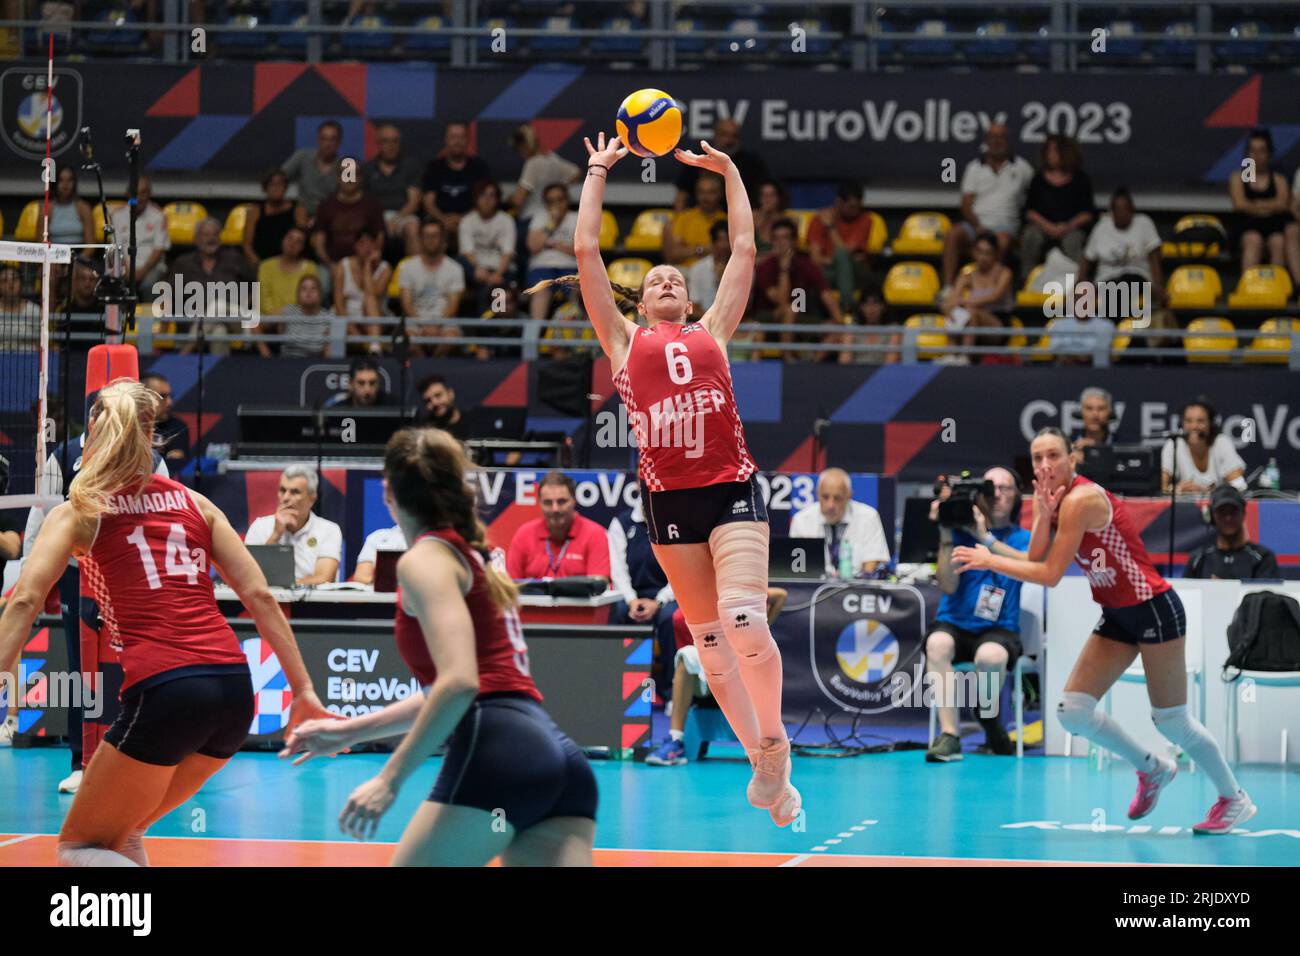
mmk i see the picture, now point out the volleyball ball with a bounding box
[616,89,684,159]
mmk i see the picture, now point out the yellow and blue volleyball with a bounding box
[616,89,684,158]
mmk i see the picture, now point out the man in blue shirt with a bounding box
[925,467,1031,762]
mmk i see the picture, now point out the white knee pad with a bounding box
[1056,691,1101,737]
[687,620,738,682]
[718,594,778,665]
[57,841,140,867]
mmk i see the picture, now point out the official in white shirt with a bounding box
[244,464,342,584]
[351,524,408,584]
[788,468,891,576]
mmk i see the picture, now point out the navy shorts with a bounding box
[104,666,253,767]
[1094,589,1186,645]
[429,692,598,831]
[640,475,768,545]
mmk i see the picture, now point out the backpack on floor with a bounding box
[1222,590,1300,681]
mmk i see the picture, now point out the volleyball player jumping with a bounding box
[0,379,329,865]
[282,428,597,865]
[952,427,1256,834]
[525,132,798,826]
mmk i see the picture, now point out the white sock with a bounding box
[669,729,683,742]
[57,841,140,867]
[1058,691,1159,771]
[1152,704,1241,799]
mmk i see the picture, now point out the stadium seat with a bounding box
[966,21,1018,60]
[86,9,143,47]
[674,18,707,54]
[277,14,312,51]
[904,313,949,360]
[867,211,887,254]
[904,19,956,57]
[1184,317,1237,363]
[219,14,272,50]
[786,209,813,249]
[14,200,40,242]
[164,201,208,246]
[530,16,582,54]
[719,18,769,54]
[387,258,407,300]
[599,210,619,251]
[891,212,950,256]
[607,257,654,291]
[221,204,255,246]
[1161,214,1227,259]
[1155,20,1196,59]
[1218,21,1269,61]
[1111,318,1136,357]
[341,15,393,54]
[1028,319,1059,362]
[1166,265,1222,310]
[592,17,644,55]
[1015,264,1056,309]
[1228,266,1293,309]
[791,19,833,56]
[478,18,513,52]
[405,16,453,52]
[883,261,939,307]
[1006,316,1028,350]
[1102,20,1142,58]
[1246,318,1298,364]
[623,209,673,252]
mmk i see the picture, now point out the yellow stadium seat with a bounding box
[387,258,408,299]
[221,204,254,246]
[787,210,814,250]
[623,208,673,253]
[883,260,939,307]
[163,201,209,246]
[599,210,619,251]
[1227,265,1293,309]
[904,313,949,360]
[1111,318,1136,356]
[1245,317,1297,364]
[867,211,887,254]
[891,212,950,256]
[1184,317,1236,363]
[1160,214,1227,260]
[15,200,40,241]
[540,300,597,355]
[1166,265,1222,310]
[1028,319,1058,362]
[607,257,654,291]
[1006,316,1028,350]
[1015,264,1050,309]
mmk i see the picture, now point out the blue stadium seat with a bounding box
[340,15,394,54]
[967,21,1018,59]
[903,19,956,57]
[674,17,707,54]
[1103,20,1143,58]
[871,18,896,56]
[405,15,453,52]
[1155,20,1196,59]
[592,17,644,55]
[1026,23,1052,59]
[529,16,582,54]
[277,13,312,51]
[85,8,143,47]
[1217,21,1269,61]
[716,18,768,54]
[219,14,273,51]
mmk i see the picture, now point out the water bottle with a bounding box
[1263,458,1281,491]
[838,540,854,580]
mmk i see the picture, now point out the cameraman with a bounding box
[924,467,1030,762]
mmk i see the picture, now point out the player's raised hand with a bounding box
[674,140,733,173]
[1033,466,1065,518]
[583,131,628,169]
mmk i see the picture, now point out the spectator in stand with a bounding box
[663,173,726,267]
[942,123,1033,286]
[399,219,466,357]
[256,226,318,319]
[275,274,335,359]
[506,122,581,231]
[505,471,611,584]
[242,169,303,271]
[788,468,891,576]
[940,231,1013,364]
[0,266,40,352]
[281,119,343,223]
[1161,398,1247,494]
[244,464,342,585]
[1019,134,1095,271]
[351,523,409,585]
[459,179,516,316]
[607,498,678,698]
[524,183,579,324]
[1077,187,1165,308]
[111,174,170,298]
[418,374,467,439]
[838,286,899,365]
[311,163,386,282]
[171,217,253,356]
[325,355,391,408]
[1229,128,1297,282]
[48,164,94,246]
[807,180,876,311]
[672,118,771,212]
[1045,306,1115,367]
[60,260,102,349]
[685,219,729,316]
[753,216,845,362]
[1069,386,1115,466]
[141,372,190,464]
[422,120,492,255]
[1184,485,1279,581]
[363,122,423,258]
[333,229,390,353]
[753,179,790,257]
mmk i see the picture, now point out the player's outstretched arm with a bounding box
[572,131,637,365]
[682,142,757,344]
[0,505,89,677]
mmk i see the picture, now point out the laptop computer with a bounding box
[769,536,827,580]
[373,549,403,593]
[247,544,296,588]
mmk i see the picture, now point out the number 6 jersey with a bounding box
[613,320,758,492]
[79,473,246,693]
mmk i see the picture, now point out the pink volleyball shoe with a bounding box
[769,784,802,828]
[1192,791,1257,835]
[747,738,791,810]
[1128,756,1178,820]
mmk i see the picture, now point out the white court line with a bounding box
[0,835,39,849]
[780,854,812,867]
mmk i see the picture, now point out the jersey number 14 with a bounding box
[126,523,203,588]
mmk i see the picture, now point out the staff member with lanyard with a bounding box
[506,471,611,584]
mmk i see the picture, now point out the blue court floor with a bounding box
[2,744,1297,866]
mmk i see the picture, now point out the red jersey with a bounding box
[79,474,246,692]
[613,321,758,492]
[394,528,541,701]
[1055,474,1171,608]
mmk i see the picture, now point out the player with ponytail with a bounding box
[282,426,597,866]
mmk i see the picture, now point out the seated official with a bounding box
[351,523,408,584]
[788,467,891,576]
[1161,398,1246,494]
[1184,485,1279,581]
[506,471,611,583]
[608,498,678,697]
[924,466,1031,763]
[324,355,392,409]
[1070,386,1115,467]
[244,464,342,585]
